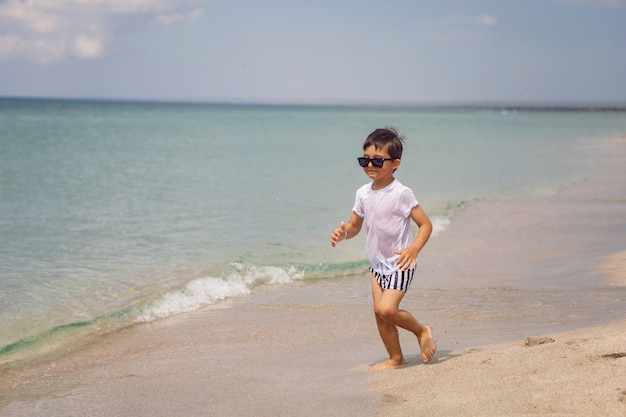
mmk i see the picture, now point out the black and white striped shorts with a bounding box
[370,267,415,292]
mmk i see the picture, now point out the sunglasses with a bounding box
[357,157,396,168]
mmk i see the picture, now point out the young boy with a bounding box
[330,127,436,369]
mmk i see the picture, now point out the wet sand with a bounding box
[0,279,382,417]
[1,135,625,416]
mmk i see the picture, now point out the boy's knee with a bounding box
[375,305,398,322]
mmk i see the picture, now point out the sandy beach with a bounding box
[372,319,626,417]
[1,135,625,416]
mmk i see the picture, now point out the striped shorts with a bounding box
[370,267,415,292]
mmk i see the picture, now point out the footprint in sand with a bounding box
[523,336,555,347]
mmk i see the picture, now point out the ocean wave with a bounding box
[0,263,308,364]
[0,251,437,362]
[431,215,451,237]
[134,218,456,324]
[136,263,305,322]
[131,218,455,323]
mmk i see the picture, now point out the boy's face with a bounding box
[362,145,400,183]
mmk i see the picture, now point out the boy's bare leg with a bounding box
[372,277,437,364]
[371,277,406,370]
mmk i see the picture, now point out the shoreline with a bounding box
[1,134,625,416]
[0,278,382,416]
[1,277,623,416]
[1,290,624,416]
[605,251,626,286]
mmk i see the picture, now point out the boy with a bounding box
[330,127,436,369]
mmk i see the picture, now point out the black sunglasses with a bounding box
[357,157,395,168]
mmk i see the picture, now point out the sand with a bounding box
[0,280,380,417]
[1,135,625,416]
[605,251,626,286]
[1,284,624,417]
[372,319,626,417]
[1,281,624,417]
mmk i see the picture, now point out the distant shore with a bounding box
[2,95,626,112]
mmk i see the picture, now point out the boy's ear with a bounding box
[392,159,401,170]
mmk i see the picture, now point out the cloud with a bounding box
[0,34,24,55]
[479,14,497,27]
[0,33,64,63]
[153,8,204,26]
[0,0,212,63]
[73,33,104,59]
[415,12,497,43]
[422,13,498,27]
[0,0,61,32]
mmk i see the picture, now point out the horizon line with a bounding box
[2,95,626,111]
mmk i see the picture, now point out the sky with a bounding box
[0,0,625,105]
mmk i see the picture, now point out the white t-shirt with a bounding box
[352,179,419,275]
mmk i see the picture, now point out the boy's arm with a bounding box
[331,212,363,247]
[395,204,433,269]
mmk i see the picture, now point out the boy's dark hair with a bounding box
[363,127,405,160]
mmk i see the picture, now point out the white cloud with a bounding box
[416,12,497,43]
[421,13,498,27]
[153,7,204,26]
[0,0,62,33]
[479,13,497,27]
[0,34,25,55]
[73,33,104,58]
[449,13,497,27]
[0,0,212,63]
[24,0,176,14]
[0,33,65,63]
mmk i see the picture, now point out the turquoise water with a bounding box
[1,98,625,359]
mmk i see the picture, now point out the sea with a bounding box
[1,97,625,365]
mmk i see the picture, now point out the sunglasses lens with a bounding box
[358,157,387,168]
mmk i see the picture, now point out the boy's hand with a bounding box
[395,247,418,270]
[330,221,347,247]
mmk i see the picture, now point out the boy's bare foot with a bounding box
[370,358,407,371]
[418,325,436,362]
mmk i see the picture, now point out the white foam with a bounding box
[431,216,451,237]
[136,263,304,322]
[231,263,304,285]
